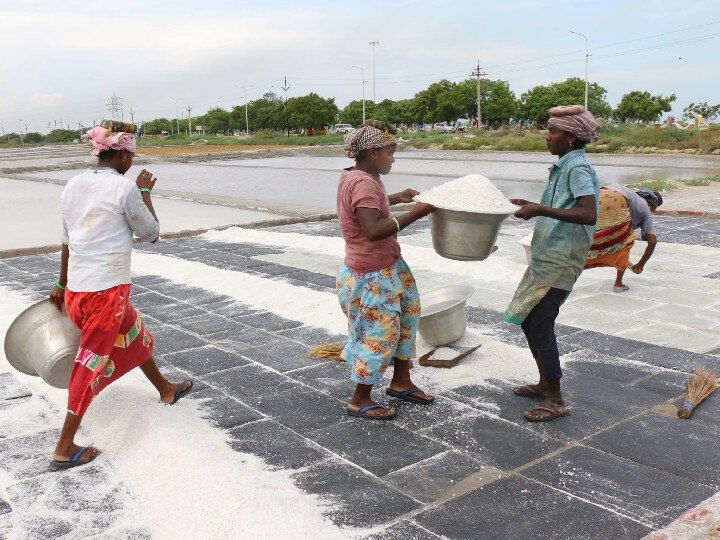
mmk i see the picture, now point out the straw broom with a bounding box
[677,366,719,419]
[308,344,344,361]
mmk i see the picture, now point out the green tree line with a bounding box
[140,76,697,135]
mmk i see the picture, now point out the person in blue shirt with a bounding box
[504,105,601,422]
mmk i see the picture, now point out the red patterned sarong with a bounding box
[65,284,153,416]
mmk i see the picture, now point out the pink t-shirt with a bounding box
[337,168,401,273]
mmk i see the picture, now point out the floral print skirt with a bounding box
[337,258,420,385]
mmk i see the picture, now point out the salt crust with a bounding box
[414,174,520,214]
[0,286,344,540]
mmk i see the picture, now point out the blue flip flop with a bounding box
[50,446,99,470]
[346,404,396,420]
[170,380,193,405]
[386,387,435,405]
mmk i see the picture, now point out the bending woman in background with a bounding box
[584,185,661,292]
[48,121,192,469]
[337,120,435,420]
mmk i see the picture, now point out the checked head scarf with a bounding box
[547,105,601,143]
[344,120,398,159]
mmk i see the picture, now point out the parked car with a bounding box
[334,123,353,133]
[432,122,456,133]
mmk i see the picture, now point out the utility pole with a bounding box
[129,107,135,123]
[106,94,123,120]
[18,119,23,143]
[570,31,589,110]
[169,97,180,134]
[281,77,290,136]
[369,41,379,102]
[186,105,192,135]
[352,65,366,124]
[470,60,487,128]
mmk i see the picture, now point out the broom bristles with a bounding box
[678,366,718,419]
[308,343,344,361]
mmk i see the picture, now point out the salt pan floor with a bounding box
[1,216,720,538]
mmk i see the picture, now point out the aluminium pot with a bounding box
[4,300,80,389]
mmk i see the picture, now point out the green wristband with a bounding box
[54,280,65,290]
[139,187,152,193]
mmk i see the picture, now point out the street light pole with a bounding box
[369,41,379,102]
[570,30,589,110]
[242,86,249,137]
[351,66,366,124]
[169,97,180,134]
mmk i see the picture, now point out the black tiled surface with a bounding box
[523,446,716,528]
[3,217,720,537]
[384,451,488,503]
[292,459,421,528]
[162,345,249,375]
[585,412,720,487]
[202,364,300,408]
[236,339,320,373]
[426,414,566,470]
[361,521,441,540]
[307,421,447,476]
[226,420,329,470]
[415,475,652,540]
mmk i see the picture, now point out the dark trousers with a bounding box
[520,287,570,382]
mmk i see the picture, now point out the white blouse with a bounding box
[62,168,159,292]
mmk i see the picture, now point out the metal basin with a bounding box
[418,284,475,346]
[519,231,533,265]
[430,208,513,261]
[4,300,80,389]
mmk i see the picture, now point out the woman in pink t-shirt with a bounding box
[337,120,434,420]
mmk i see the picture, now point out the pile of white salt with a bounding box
[415,174,519,213]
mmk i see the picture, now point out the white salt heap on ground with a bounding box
[415,174,519,213]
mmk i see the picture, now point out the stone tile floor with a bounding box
[1,215,719,538]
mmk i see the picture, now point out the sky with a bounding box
[0,0,719,133]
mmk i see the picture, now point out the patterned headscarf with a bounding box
[344,120,398,159]
[87,120,137,156]
[547,105,601,143]
[636,189,663,208]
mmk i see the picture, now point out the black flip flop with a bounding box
[170,380,193,405]
[346,404,396,420]
[50,446,99,470]
[386,387,434,405]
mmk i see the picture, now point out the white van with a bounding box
[334,124,353,133]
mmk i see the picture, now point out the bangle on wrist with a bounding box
[391,217,401,231]
[54,280,65,290]
[139,187,152,193]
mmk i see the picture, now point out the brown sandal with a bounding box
[523,405,570,423]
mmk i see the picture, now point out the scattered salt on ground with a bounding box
[0,286,344,540]
[414,174,519,213]
[131,254,537,392]
[428,347,458,361]
[202,227,526,282]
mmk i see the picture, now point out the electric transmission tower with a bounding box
[106,94,123,120]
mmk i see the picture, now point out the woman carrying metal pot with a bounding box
[48,121,192,469]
